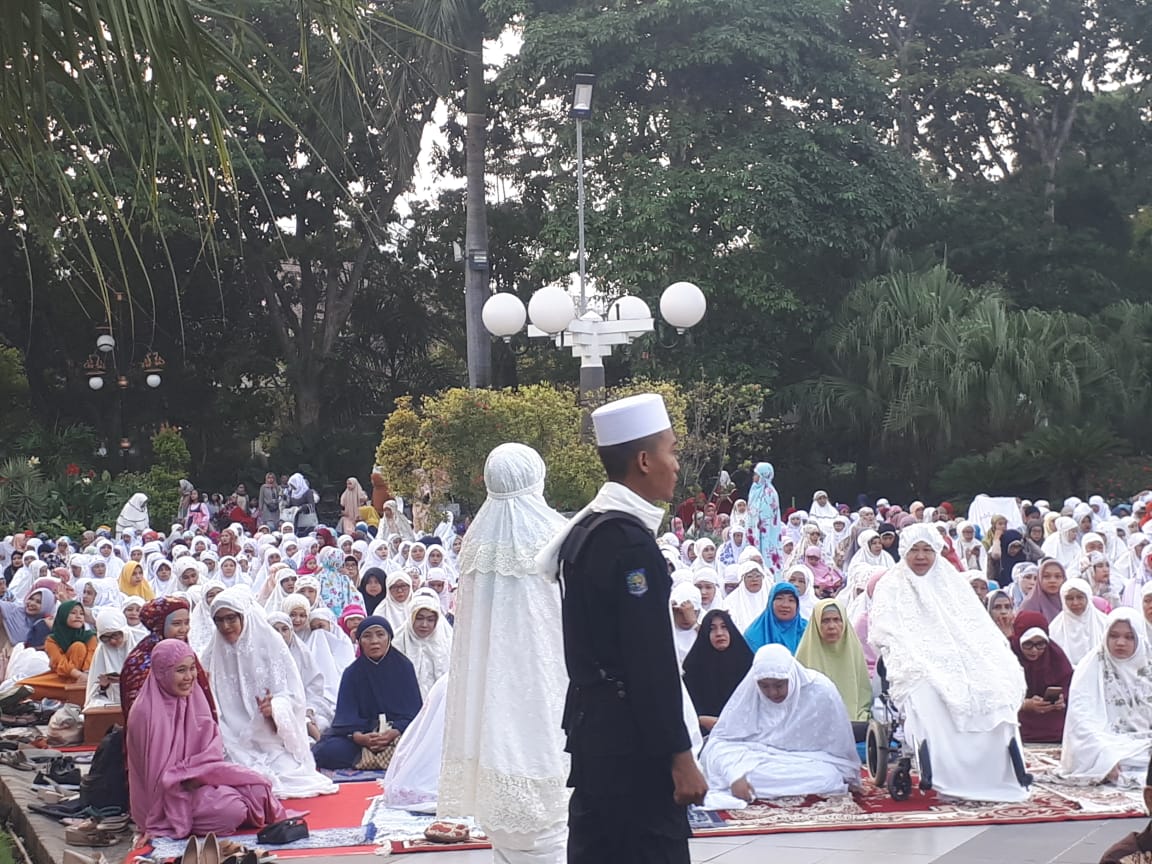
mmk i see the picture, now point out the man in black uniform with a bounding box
[553,393,708,864]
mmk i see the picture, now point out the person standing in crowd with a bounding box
[747,462,783,576]
[440,443,571,863]
[539,393,707,864]
[258,473,281,528]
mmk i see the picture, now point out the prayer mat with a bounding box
[691,747,1146,838]
[363,795,490,854]
[130,781,381,861]
[320,768,389,783]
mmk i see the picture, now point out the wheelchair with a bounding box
[864,661,930,801]
[864,658,1033,801]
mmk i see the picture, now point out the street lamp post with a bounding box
[481,280,707,401]
[82,291,165,472]
[481,73,707,422]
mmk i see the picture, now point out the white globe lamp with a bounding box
[481,293,527,341]
[146,373,162,389]
[607,295,651,321]
[660,281,706,332]
[96,334,115,353]
[88,376,105,391]
[528,286,576,334]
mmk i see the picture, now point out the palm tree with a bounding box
[1,0,393,307]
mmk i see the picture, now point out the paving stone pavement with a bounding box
[0,759,1140,864]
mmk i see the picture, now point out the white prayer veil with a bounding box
[457,443,568,580]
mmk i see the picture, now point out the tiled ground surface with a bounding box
[302,819,1146,864]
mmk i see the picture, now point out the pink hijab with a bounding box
[127,639,284,837]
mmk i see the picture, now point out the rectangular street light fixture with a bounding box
[570,73,596,119]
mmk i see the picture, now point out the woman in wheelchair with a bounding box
[700,644,860,801]
[870,524,1032,802]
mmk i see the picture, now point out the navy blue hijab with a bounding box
[329,616,423,734]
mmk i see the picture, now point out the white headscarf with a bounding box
[115,493,150,536]
[670,581,702,670]
[692,567,725,613]
[784,564,816,621]
[202,586,336,798]
[84,609,141,708]
[392,590,453,700]
[868,524,1025,733]
[725,560,770,632]
[1042,517,1082,570]
[1049,577,1109,667]
[1059,607,1152,784]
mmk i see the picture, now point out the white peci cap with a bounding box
[591,393,672,447]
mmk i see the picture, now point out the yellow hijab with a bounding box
[117,560,155,601]
[794,598,872,721]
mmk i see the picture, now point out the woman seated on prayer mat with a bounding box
[1060,608,1152,787]
[869,524,1030,803]
[699,645,860,801]
[1009,612,1072,744]
[84,609,141,709]
[268,612,335,739]
[120,596,214,718]
[202,587,337,798]
[19,600,96,691]
[743,582,807,654]
[724,560,769,632]
[1050,577,1109,667]
[794,598,871,741]
[391,590,452,699]
[128,639,285,844]
[312,616,423,770]
[682,610,753,735]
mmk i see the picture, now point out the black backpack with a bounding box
[80,725,128,813]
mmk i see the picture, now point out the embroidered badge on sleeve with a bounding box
[625,568,648,597]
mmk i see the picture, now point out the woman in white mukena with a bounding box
[869,524,1030,802]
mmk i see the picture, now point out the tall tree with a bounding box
[489,0,929,384]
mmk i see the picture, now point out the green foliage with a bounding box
[151,426,191,475]
[0,458,52,530]
[1020,426,1130,496]
[376,380,781,512]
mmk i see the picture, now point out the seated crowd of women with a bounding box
[0,521,460,841]
[664,495,1152,801]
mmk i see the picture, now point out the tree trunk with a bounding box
[464,26,492,389]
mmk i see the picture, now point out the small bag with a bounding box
[423,821,470,844]
[47,704,83,746]
[355,713,397,770]
[257,817,309,845]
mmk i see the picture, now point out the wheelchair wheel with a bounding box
[865,719,889,783]
[917,740,932,792]
[889,763,913,801]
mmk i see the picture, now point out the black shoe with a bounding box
[48,757,81,786]
[0,685,32,711]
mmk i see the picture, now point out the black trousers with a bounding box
[567,786,690,864]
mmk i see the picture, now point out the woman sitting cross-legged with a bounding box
[127,639,285,844]
[19,600,96,692]
[202,587,337,798]
[312,616,423,770]
[699,644,860,801]
[1060,608,1152,786]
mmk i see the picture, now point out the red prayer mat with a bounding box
[125,781,381,862]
